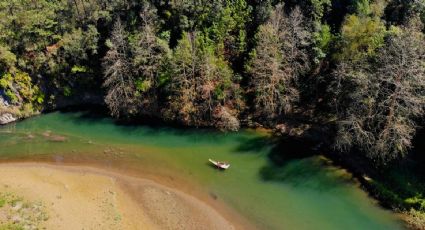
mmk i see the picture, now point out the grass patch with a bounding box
[0,191,48,229]
[0,198,5,208]
[0,224,24,230]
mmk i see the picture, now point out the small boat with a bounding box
[209,159,230,170]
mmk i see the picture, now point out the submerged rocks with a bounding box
[0,113,17,125]
[42,130,67,142]
[48,135,67,142]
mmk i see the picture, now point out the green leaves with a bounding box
[0,70,44,107]
[336,14,386,62]
[60,25,99,61]
[71,65,88,74]
[135,79,152,93]
[0,45,16,72]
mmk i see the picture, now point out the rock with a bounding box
[47,135,67,142]
[275,123,288,134]
[0,113,17,125]
[42,131,51,137]
[0,96,9,107]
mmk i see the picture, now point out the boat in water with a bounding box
[209,159,230,170]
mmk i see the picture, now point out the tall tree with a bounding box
[335,0,387,62]
[247,4,311,125]
[334,17,425,162]
[133,3,170,115]
[165,32,240,130]
[103,19,136,118]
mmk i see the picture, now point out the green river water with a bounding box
[0,111,404,230]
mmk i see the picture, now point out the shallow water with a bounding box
[0,111,404,230]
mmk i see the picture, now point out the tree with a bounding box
[310,0,332,63]
[335,0,387,62]
[247,24,285,122]
[165,32,240,129]
[247,4,311,125]
[60,25,99,62]
[164,32,197,124]
[0,45,16,73]
[133,3,170,115]
[103,19,136,118]
[334,17,425,162]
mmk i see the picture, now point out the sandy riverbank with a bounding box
[0,163,242,230]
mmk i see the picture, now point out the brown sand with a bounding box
[0,163,241,230]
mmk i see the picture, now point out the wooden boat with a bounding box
[209,159,230,170]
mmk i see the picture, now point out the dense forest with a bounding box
[0,0,424,227]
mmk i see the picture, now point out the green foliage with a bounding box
[0,75,9,89]
[358,0,387,17]
[367,161,425,215]
[310,0,332,20]
[0,45,16,72]
[4,90,18,104]
[207,0,251,54]
[335,0,389,62]
[0,1,425,224]
[313,23,332,62]
[336,14,386,61]
[0,70,44,107]
[0,0,424,166]
[63,86,72,97]
[355,0,371,15]
[292,0,332,64]
[0,0,63,52]
[60,26,99,61]
[165,31,238,127]
[71,65,89,74]
[135,79,152,93]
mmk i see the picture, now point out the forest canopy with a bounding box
[0,0,424,164]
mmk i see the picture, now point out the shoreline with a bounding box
[0,162,255,230]
[0,111,419,229]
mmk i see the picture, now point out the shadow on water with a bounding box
[235,135,355,192]
[59,107,226,138]
[234,136,273,153]
[57,107,357,192]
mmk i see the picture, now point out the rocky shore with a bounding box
[0,113,16,125]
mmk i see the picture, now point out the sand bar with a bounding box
[0,163,248,230]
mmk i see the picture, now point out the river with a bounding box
[0,111,404,229]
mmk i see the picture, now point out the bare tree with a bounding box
[248,23,285,121]
[247,4,311,124]
[103,19,136,118]
[279,6,311,76]
[334,17,425,162]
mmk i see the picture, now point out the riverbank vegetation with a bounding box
[0,0,424,228]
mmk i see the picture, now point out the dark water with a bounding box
[0,112,404,230]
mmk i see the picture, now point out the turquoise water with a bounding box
[0,111,404,229]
